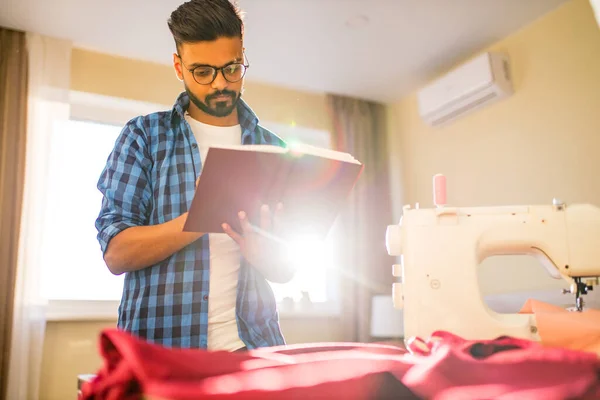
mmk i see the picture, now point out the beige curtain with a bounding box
[7,33,71,400]
[326,94,395,342]
[0,28,28,400]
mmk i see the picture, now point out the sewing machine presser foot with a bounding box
[563,277,594,312]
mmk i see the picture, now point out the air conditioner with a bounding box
[417,52,513,127]
[591,0,600,29]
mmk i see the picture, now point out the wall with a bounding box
[386,0,600,295]
[70,48,332,132]
[39,48,343,400]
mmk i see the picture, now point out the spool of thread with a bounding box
[433,174,447,207]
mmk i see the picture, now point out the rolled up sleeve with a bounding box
[95,118,153,255]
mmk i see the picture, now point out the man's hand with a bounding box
[221,204,295,283]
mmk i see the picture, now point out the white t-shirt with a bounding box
[185,113,246,352]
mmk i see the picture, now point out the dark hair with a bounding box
[167,0,244,51]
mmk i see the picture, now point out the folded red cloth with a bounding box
[81,329,600,400]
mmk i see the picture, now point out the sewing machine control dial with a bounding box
[386,225,403,256]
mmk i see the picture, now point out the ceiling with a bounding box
[0,0,570,103]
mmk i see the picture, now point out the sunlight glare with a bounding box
[287,235,328,270]
[268,234,334,303]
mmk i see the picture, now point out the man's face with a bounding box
[173,37,245,118]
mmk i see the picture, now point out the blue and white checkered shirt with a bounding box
[95,91,287,349]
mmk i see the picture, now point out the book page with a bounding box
[287,142,361,164]
[207,144,287,153]
[207,143,360,164]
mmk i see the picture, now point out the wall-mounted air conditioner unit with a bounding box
[590,0,600,29]
[417,52,513,127]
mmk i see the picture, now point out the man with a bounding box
[95,0,294,351]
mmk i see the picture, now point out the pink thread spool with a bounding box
[433,174,447,207]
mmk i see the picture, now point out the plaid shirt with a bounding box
[95,91,287,349]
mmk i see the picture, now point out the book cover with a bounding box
[183,144,363,240]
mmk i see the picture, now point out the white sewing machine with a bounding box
[385,175,600,342]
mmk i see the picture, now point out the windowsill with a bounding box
[46,299,340,322]
[46,300,120,322]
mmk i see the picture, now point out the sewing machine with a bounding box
[385,175,600,341]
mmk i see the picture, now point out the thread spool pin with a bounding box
[433,174,446,208]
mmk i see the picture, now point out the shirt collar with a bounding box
[172,91,259,134]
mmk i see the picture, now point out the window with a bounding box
[41,119,125,301]
[44,91,339,318]
[260,122,340,308]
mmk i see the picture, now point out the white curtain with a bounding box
[7,33,71,400]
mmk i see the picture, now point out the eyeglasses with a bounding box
[178,53,249,85]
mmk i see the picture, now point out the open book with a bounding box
[183,142,363,240]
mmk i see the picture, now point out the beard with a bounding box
[185,84,241,118]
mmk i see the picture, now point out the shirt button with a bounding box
[192,143,198,149]
[203,294,208,301]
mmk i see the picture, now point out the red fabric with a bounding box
[81,329,600,400]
